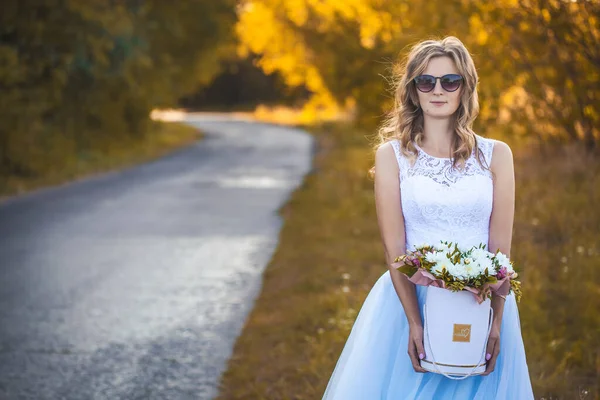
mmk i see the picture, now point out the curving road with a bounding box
[0,115,314,399]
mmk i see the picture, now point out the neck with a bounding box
[421,117,454,151]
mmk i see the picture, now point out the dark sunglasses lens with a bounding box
[415,76,435,92]
[441,75,462,91]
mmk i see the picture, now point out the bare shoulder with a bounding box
[489,139,514,175]
[375,141,399,173]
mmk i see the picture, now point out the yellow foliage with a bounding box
[237,0,599,147]
[285,0,309,26]
[299,91,343,123]
[541,8,551,22]
[583,105,598,120]
[236,2,279,55]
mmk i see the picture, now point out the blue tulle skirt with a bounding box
[323,271,535,399]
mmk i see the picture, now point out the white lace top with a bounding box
[390,135,496,252]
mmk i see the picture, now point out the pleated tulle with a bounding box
[322,271,534,400]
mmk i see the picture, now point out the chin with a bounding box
[426,111,455,118]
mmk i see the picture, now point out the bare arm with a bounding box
[374,142,426,372]
[483,139,515,375]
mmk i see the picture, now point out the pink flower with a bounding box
[497,266,508,280]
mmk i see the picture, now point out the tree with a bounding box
[0,0,237,176]
[236,0,599,148]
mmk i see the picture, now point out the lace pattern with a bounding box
[390,136,494,187]
[389,135,496,251]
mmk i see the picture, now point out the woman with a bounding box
[322,36,534,399]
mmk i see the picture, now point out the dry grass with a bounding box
[216,122,599,400]
[0,121,201,199]
[512,141,600,399]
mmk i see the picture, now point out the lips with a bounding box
[430,101,447,104]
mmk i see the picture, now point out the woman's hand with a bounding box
[408,324,428,373]
[481,324,501,375]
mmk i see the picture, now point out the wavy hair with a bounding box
[369,36,489,176]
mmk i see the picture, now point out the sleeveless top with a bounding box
[389,135,496,252]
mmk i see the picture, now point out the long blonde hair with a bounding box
[370,36,488,176]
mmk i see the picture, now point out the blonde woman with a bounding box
[322,36,534,399]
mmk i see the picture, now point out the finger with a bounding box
[488,341,500,372]
[407,344,420,371]
[414,338,428,373]
[415,336,426,364]
[482,339,499,375]
[484,355,497,375]
[484,337,496,365]
[408,339,428,373]
[481,338,495,375]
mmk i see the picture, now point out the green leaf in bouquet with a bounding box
[396,264,418,277]
[452,253,461,265]
[447,281,465,292]
[439,269,450,281]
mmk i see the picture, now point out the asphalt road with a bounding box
[0,115,314,400]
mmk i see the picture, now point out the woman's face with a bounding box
[416,56,463,119]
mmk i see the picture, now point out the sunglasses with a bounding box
[413,74,463,93]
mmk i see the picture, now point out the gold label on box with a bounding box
[453,324,471,342]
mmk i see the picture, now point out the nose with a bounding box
[432,79,444,95]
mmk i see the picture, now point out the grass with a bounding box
[0,121,202,199]
[216,122,600,400]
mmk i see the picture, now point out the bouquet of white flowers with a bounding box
[393,241,523,378]
[394,241,522,303]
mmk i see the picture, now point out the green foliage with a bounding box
[0,0,236,180]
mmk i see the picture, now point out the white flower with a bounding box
[425,252,435,263]
[462,262,479,278]
[493,252,513,273]
[430,263,444,275]
[471,248,493,261]
[433,256,453,275]
[425,250,446,264]
[423,242,515,281]
[447,262,467,280]
[476,256,495,275]
[506,263,514,273]
[494,252,510,266]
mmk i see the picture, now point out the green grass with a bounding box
[216,122,600,400]
[0,121,202,199]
